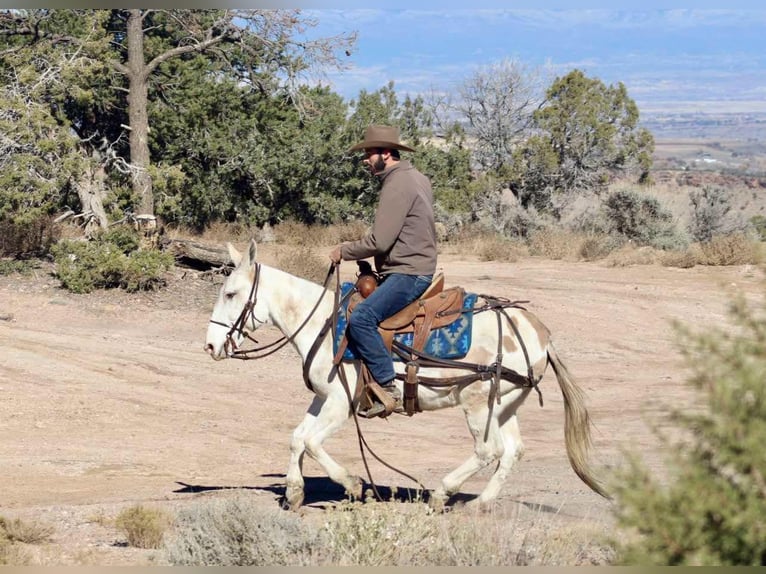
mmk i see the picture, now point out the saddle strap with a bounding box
[404,362,420,415]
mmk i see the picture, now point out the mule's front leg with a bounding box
[285,405,319,511]
[304,394,363,501]
[285,394,361,510]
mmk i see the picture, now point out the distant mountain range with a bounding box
[640,110,766,142]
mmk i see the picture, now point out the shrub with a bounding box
[688,185,743,243]
[51,236,174,294]
[611,285,766,565]
[0,515,53,565]
[163,495,317,566]
[527,228,578,260]
[0,258,42,276]
[0,515,53,544]
[476,236,525,262]
[163,494,613,566]
[750,215,766,241]
[659,249,697,269]
[119,249,176,292]
[0,216,60,258]
[602,189,687,250]
[115,505,171,549]
[578,233,625,261]
[695,233,763,266]
[52,240,126,293]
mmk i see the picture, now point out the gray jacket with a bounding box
[341,160,437,276]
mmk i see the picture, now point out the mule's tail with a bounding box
[547,343,610,499]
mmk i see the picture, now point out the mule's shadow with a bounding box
[173,475,560,513]
[174,474,452,508]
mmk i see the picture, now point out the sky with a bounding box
[298,8,766,115]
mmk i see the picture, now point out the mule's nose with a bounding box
[204,343,216,357]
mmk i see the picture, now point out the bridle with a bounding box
[209,262,336,360]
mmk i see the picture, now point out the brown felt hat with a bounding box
[349,125,416,153]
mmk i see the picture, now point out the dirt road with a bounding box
[1,247,762,564]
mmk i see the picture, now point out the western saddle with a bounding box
[337,270,466,417]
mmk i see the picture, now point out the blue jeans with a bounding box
[347,273,433,384]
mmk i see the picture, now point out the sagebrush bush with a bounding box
[611,284,766,565]
[163,495,613,566]
[578,233,625,261]
[0,258,41,276]
[164,495,317,566]
[602,189,688,250]
[688,185,745,243]
[115,505,171,549]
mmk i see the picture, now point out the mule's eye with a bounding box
[225,292,236,300]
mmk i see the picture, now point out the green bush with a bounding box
[0,216,60,258]
[750,215,766,242]
[52,236,174,294]
[611,285,766,565]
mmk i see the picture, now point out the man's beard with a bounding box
[371,156,386,173]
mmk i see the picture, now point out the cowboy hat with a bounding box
[349,125,416,152]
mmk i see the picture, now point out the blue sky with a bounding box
[299,9,766,115]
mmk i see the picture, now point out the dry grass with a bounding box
[0,516,53,545]
[164,217,763,270]
[694,233,764,266]
[604,244,663,267]
[527,229,582,260]
[272,244,333,285]
[115,505,172,550]
[161,493,615,566]
[0,515,54,566]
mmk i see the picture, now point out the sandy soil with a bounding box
[1,246,763,565]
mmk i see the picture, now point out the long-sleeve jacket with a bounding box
[341,160,437,276]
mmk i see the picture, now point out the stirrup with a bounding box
[358,382,402,418]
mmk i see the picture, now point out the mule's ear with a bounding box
[227,242,242,267]
[248,238,258,264]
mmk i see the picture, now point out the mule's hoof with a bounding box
[346,476,363,501]
[284,486,305,511]
[428,491,448,513]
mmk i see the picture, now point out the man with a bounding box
[329,125,437,417]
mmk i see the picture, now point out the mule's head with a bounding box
[205,238,269,360]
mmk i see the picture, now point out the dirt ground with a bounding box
[1,245,763,565]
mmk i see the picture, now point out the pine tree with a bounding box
[612,283,766,565]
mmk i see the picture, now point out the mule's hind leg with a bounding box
[429,399,504,511]
[429,389,529,512]
[285,393,362,510]
[473,410,525,509]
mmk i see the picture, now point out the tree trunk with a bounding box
[126,9,154,218]
[159,238,232,270]
[74,151,110,238]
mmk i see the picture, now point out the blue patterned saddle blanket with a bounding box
[334,281,478,361]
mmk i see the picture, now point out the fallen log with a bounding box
[160,238,232,271]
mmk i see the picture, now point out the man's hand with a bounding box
[329,245,343,265]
